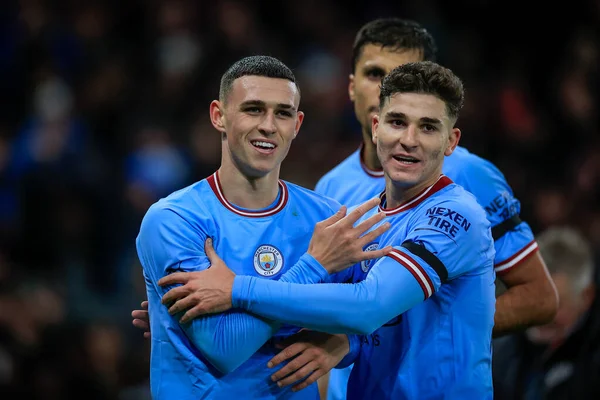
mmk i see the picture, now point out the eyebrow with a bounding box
[385,111,442,125]
[240,100,296,110]
[362,65,386,73]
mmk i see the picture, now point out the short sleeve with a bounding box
[453,156,538,271]
[388,197,495,300]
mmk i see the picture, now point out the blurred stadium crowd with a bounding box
[0,0,598,399]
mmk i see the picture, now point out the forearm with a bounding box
[493,281,556,337]
[184,310,279,373]
[184,254,329,373]
[493,253,558,337]
[233,256,425,335]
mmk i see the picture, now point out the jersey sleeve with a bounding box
[232,251,427,335]
[136,204,323,374]
[401,197,495,284]
[454,157,538,274]
[493,222,538,275]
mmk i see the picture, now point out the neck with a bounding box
[385,172,441,209]
[217,162,281,210]
[361,128,381,170]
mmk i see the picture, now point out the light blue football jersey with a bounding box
[315,146,385,208]
[314,147,383,400]
[316,146,538,273]
[136,171,359,400]
[231,175,496,399]
[316,146,525,400]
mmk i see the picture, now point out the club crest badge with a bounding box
[361,243,379,272]
[254,245,284,276]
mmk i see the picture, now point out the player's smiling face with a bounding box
[349,44,423,137]
[373,92,460,189]
[212,75,304,178]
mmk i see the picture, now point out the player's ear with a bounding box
[444,128,461,156]
[348,74,356,102]
[294,111,305,139]
[210,100,226,134]
[372,114,379,144]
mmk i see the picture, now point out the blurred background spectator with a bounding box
[0,0,598,399]
[493,227,600,399]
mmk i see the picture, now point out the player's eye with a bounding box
[364,67,385,80]
[389,119,406,127]
[276,110,293,117]
[244,107,262,114]
[422,124,437,132]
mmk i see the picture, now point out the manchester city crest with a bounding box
[253,245,284,276]
[361,242,379,272]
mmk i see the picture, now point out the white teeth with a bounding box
[252,141,275,149]
[394,156,419,164]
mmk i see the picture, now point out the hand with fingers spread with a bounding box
[307,197,393,274]
[158,238,235,324]
[267,330,350,393]
[131,300,151,339]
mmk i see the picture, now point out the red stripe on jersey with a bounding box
[387,249,435,300]
[379,175,453,216]
[207,171,288,217]
[495,240,539,275]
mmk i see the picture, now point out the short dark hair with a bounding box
[219,55,298,102]
[379,61,464,121]
[352,18,438,72]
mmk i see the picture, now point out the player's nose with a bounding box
[399,124,419,148]
[257,111,277,135]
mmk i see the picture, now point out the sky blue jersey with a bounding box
[315,145,385,209]
[231,175,496,399]
[136,171,360,400]
[314,146,384,400]
[316,145,538,274]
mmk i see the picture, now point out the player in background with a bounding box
[136,55,392,399]
[313,18,558,400]
[161,61,497,399]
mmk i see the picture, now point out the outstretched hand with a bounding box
[158,238,235,324]
[308,197,393,273]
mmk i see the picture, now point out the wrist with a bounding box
[307,252,335,274]
[301,253,332,281]
[232,275,253,309]
[335,333,350,356]
[337,334,360,368]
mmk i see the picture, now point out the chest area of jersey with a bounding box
[209,213,314,278]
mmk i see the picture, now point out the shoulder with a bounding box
[284,181,342,215]
[446,147,509,189]
[315,150,360,192]
[406,184,495,278]
[414,184,490,232]
[141,179,212,229]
